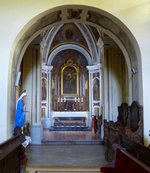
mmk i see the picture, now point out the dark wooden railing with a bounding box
[0,136,25,173]
[119,135,150,166]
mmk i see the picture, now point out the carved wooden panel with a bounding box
[117,103,129,127]
[129,101,142,132]
[104,101,143,161]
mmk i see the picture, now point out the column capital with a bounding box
[86,64,101,73]
[42,65,53,73]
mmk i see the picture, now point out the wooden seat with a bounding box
[101,143,150,173]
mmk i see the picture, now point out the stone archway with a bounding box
[8,5,142,142]
[11,5,142,102]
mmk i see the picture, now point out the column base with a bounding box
[29,125,43,144]
[42,117,51,128]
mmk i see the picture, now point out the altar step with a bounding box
[42,129,103,145]
[42,140,103,145]
[49,126,91,131]
[43,134,103,145]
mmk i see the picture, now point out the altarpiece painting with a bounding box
[61,59,79,96]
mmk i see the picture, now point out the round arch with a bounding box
[10,5,142,103]
[47,44,92,65]
[8,5,143,137]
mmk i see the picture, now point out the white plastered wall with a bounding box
[22,46,41,126]
[103,47,128,122]
[0,0,150,145]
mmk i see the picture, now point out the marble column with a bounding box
[42,65,53,127]
[86,64,101,128]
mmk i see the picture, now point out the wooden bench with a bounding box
[0,136,26,173]
[104,101,143,161]
[119,135,150,166]
[101,143,150,173]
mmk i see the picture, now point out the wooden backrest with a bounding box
[117,103,129,127]
[119,135,150,166]
[115,147,150,173]
[129,101,143,132]
[0,136,25,173]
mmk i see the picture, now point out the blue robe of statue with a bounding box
[15,99,25,127]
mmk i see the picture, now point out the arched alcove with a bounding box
[10,5,142,101]
[8,5,143,142]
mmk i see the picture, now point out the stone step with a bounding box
[49,126,91,131]
[25,166,101,173]
[42,140,103,145]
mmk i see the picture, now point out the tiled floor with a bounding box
[26,130,106,172]
[26,144,107,172]
[42,129,102,144]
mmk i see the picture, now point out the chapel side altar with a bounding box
[51,111,89,127]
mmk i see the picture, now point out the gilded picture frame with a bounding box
[61,59,79,96]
